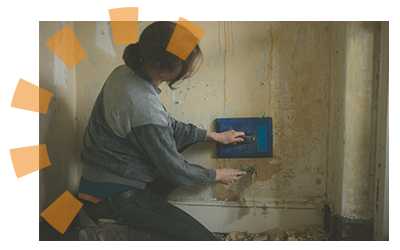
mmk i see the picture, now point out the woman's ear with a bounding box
[157,69,169,78]
[157,67,181,82]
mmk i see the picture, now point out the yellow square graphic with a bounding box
[111,21,138,45]
[41,191,83,234]
[109,7,138,45]
[167,17,206,61]
[11,79,52,114]
[45,25,87,69]
[10,144,51,178]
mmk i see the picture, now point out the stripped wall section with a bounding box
[163,22,330,206]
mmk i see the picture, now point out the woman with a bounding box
[78,21,246,241]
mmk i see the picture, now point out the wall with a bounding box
[163,22,330,207]
[74,21,126,165]
[327,22,380,221]
[39,21,79,213]
[39,21,383,232]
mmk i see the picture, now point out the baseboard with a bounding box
[324,204,374,241]
[169,200,323,234]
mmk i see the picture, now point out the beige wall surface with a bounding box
[164,21,330,206]
[39,21,79,213]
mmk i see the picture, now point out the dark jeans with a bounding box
[79,176,217,241]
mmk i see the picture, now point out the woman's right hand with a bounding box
[215,168,247,185]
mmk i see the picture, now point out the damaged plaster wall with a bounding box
[327,22,379,220]
[39,21,79,213]
[164,22,330,206]
[164,22,379,222]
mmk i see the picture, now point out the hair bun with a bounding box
[123,43,143,70]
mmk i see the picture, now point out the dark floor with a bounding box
[41,227,229,241]
[39,213,332,241]
[54,229,81,241]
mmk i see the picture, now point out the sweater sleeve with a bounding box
[127,123,216,187]
[170,118,207,147]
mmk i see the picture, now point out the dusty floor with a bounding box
[46,225,329,241]
[218,225,329,241]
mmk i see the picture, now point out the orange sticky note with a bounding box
[11,79,52,114]
[45,25,87,68]
[109,7,139,45]
[166,17,206,61]
[10,144,51,178]
[41,191,83,234]
[108,7,139,22]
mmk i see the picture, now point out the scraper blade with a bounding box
[237,166,255,177]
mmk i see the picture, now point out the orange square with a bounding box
[8,145,39,179]
[109,7,139,45]
[39,144,51,170]
[11,79,52,114]
[38,86,53,114]
[41,191,83,234]
[10,144,51,178]
[10,77,39,113]
[45,25,87,69]
[110,21,138,45]
[166,17,206,61]
[108,7,139,21]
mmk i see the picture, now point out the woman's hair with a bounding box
[123,21,203,89]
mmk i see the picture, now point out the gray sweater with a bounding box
[80,65,216,189]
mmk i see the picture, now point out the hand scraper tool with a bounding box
[237,166,255,177]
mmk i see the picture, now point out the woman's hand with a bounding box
[215,168,247,185]
[206,130,245,145]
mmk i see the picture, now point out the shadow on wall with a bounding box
[326,21,348,216]
[39,96,77,214]
[39,22,80,213]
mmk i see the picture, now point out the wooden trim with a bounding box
[373,21,389,241]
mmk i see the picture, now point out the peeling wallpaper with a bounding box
[162,21,330,205]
